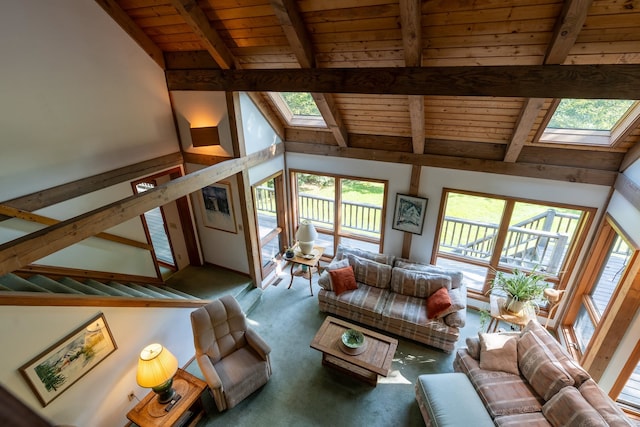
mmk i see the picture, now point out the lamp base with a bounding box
[299,241,314,255]
[152,377,177,404]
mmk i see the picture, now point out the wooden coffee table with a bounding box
[310,316,398,386]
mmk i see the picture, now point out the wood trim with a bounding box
[168,0,236,70]
[0,292,207,308]
[610,339,640,401]
[165,65,640,99]
[1,153,183,212]
[401,165,421,259]
[0,144,284,276]
[0,205,152,250]
[620,140,640,172]
[284,141,617,185]
[610,102,640,148]
[504,98,545,162]
[408,95,425,154]
[182,152,234,166]
[94,0,165,69]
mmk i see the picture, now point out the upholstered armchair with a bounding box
[190,295,272,411]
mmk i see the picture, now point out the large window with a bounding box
[291,171,386,258]
[563,216,640,416]
[253,173,287,278]
[433,189,594,297]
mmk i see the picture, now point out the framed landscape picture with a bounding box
[392,193,428,235]
[20,313,117,407]
[200,181,237,233]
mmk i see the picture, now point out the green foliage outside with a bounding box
[548,99,634,131]
[281,92,321,116]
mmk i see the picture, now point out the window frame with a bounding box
[267,92,327,128]
[431,188,595,301]
[289,169,387,259]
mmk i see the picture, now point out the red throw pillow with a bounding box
[426,287,452,319]
[328,266,358,296]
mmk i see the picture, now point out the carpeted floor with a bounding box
[184,269,484,427]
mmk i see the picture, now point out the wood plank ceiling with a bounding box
[97,0,640,184]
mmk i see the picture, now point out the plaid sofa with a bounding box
[453,320,635,426]
[317,245,466,353]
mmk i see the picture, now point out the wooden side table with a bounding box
[127,368,207,427]
[486,294,535,332]
[287,246,324,296]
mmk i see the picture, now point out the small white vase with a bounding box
[505,296,527,314]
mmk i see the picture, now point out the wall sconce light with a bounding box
[295,220,318,255]
[136,343,179,404]
[190,126,220,147]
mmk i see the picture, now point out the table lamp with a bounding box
[136,343,179,404]
[296,220,318,255]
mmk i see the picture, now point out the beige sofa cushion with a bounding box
[542,386,607,427]
[522,320,591,386]
[579,379,635,427]
[479,333,519,375]
[494,413,552,427]
[394,260,463,288]
[336,244,395,265]
[345,254,393,289]
[317,258,350,291]
[518,331,575,401]
[389,267,451,298]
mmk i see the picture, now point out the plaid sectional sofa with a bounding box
[453,320,635,426]
[317,244,467,353]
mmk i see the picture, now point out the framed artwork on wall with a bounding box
[392,193,428,235]
[19,313,117,407]
[199,181,237,233]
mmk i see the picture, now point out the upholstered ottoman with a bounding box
[415,373,494,427]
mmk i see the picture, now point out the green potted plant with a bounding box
[488,266,548,313]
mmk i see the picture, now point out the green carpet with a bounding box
[185,271,484,427]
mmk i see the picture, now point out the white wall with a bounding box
[0,305,195,427]
[0,1,188,424]
[240,93,282,154]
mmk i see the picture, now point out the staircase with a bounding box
[0,272,263,314]
[0,273,198,300]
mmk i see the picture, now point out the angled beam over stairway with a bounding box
[0,144,283,276]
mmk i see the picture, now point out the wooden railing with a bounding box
[440,210,581,274]
[255,187,382,236]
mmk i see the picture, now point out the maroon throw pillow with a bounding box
[426,287,452,319]
[328,266,358,296]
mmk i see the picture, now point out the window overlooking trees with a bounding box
[433,189,593,296]
[540,99,638,147]
[268,92,326,128]
[291,171,386,258]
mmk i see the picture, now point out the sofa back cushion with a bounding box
[522,320,591,386]
[336,244,395,266]
[518,331,575,401]
[390,267,451,298]
[394,260,463,289]
[542,386,607,427]
[579,379,635,427]
[345,254,392,289]
[318,258,350,291]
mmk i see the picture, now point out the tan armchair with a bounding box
[190,295,272,411]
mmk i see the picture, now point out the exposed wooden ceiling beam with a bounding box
[166,65,640,99]
[168,0,236,70]
[505,0,593,162]
[0,144,283,276]
[270,0,348,147]
[284,141,616,186]
[1,153,183,212]
[620,140,640,172]
[504,98,545,163]
[544,0,593,65]
[400,0,424,154]
[94,0,165,69]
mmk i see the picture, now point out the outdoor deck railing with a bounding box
[255,187,382,235]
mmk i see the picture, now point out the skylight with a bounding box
[547,99,634,131]
[268,92,326,128]
[540,99,638,147]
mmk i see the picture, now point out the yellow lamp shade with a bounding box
[136,343,178,388]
